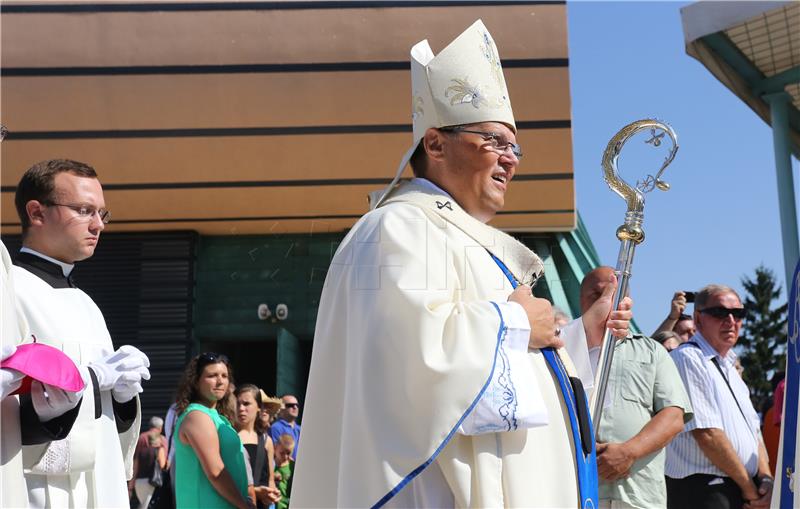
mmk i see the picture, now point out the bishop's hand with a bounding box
[508,285,563,349]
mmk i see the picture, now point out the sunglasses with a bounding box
[285,403,299,409]
[700,306,746,320]
[197,352,229,369]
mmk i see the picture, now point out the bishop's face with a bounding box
[37,172,106,263]
[439,122,519,223]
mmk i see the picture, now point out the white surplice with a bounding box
[292,179,584,508]
[12,260,139,509]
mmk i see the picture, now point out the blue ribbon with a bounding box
[780,259,800,509]
[490,253,599,509]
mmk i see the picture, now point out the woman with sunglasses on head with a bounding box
[173,353,254,509]
[235,385,282,509]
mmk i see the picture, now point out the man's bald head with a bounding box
[580,266,616,314]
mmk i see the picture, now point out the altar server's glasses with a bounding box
[43,201,111,224]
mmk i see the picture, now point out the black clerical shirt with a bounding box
[14,251,76,289]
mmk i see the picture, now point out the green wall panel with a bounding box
[194,233,344,342]
[276,328,304,397]
[194,223,610,343]
[192,223,613,399]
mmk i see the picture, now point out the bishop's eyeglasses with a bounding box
[440,126,523,159]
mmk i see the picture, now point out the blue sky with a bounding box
[567,1,797,332]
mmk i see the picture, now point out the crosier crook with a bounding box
[591,119,679,432]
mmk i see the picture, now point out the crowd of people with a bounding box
[128,356,301,509]
[131,281,780,509]
[0,18,789,509]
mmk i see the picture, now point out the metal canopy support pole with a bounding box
[764,91,800,288]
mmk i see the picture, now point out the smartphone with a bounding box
[684,291,696,303]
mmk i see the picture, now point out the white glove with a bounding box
[1,368,24,399]
[110,368,149,403]
[31,380,83,422]
[1,344,24,399]
[1,343,16,361]
[88,345,150,392]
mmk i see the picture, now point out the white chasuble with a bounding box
[292,180,583,508]
[12,265,140,509]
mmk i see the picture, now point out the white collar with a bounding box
[20,247,75,277]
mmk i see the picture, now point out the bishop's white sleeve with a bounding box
[458,301,549,435]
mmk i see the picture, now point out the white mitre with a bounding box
[370,19,516,209]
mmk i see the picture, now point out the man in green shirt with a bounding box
[565,267,694,508]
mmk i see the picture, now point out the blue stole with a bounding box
[491,254,599,509]
[780,259,800,509]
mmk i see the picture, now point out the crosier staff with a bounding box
[590,119,679,430]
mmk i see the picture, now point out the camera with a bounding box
[684,291,695,303]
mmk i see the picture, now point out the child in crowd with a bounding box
[273,434,295,509]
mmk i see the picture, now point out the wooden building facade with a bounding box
[1,0,581,421]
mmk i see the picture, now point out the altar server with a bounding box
[13,159,151,508]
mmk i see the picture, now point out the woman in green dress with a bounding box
[173,353,253,509]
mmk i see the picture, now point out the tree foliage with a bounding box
[738,265,788,412]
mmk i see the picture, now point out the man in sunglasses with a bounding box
[12,159,150,508]
[270,395,301,460]
[665,285,773,509]
[293,21,631,509]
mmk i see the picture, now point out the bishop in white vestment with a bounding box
[292,21,631,508]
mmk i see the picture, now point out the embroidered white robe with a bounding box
[292,180,583,508]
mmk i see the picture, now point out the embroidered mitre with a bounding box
[371,19,516,208]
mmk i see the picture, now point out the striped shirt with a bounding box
[665,333,761,479]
